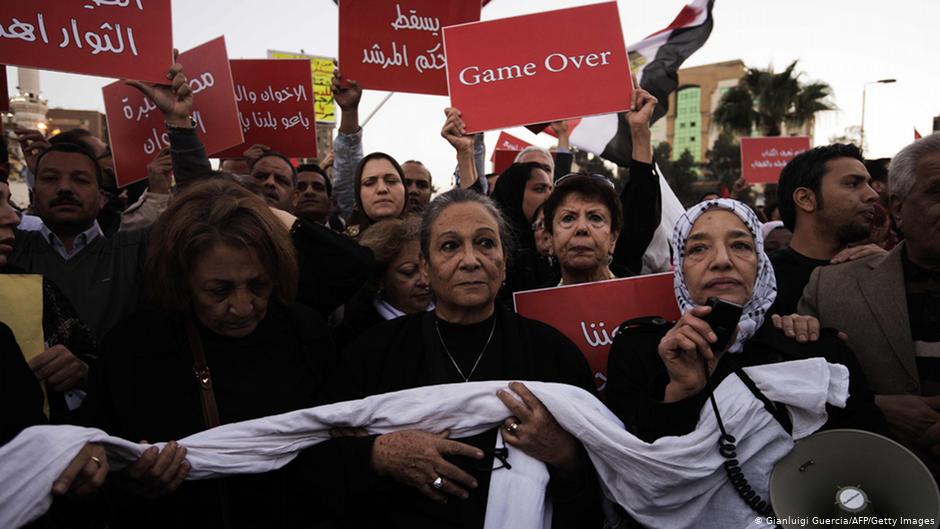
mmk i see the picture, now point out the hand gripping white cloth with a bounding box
[0,358,847,529]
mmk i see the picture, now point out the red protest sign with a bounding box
[216,60,318,159]
[492,131,531,155]
[103,37,243,188]
[514,273,680,393]
[339,0,481,95]
[0,1,172,83]
[740,136,812,184]
[444,2,632,133]
[0,68,8,113]
[492,150,518,175]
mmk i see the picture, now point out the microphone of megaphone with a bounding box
[770,429,939,529]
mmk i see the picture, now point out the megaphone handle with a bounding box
[702,356,774,516]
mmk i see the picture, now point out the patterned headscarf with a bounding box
[671,199,777,353]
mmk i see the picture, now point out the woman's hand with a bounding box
[120,441,190,498]
[371,430,483,503]
[126,50,193,128]
[441,107,474,154]
[658,306,719,402]
[497,382,579,472]
[53,443,109,497]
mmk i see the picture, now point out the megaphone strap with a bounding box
[702,358,775,516]
[735,368,792,435]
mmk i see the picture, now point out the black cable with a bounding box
[702,356,774,516]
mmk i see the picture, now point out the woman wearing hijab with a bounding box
[489,161,556,298]
[605,199,888,444]
[334,188,602,529]
[335,216,433,349]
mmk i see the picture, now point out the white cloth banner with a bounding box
[0,359,848,529]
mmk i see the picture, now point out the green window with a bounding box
[673,86,701,162]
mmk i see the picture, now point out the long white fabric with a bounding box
[0,358,847,529]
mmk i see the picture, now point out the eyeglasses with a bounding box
[555,172,616,189]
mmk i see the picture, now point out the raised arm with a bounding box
[441,107,481,192]
[331,67,364,220]
[612,86,661,274]
[127,51,212,187]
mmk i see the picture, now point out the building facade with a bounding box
[651,60,815,162]
[46,109,109,141]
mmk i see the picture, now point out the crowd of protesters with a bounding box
[0,53,938,529]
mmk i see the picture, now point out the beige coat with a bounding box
[798,242,919,394]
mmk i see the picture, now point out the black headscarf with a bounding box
[490,162,543,246]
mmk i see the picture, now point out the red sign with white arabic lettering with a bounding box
[0,1,172,83]
[443,2,633,133]
[103,37,243,188]
[491,131,531,156]
[0,67,8,113]
[215,59,318,159]
[740,136,812,184]
[514,273,680,393]
[339,0,481,95]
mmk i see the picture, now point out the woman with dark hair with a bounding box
[489,161,556,298]
[542,173,629,285]
[344,154,407,239]
[335,188,602,529]
[335,215,433,349]
[80,178,344,528]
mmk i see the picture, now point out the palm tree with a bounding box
[713,61,835,137]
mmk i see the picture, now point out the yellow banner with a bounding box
[0,274,45,360]
[269,50,336,123]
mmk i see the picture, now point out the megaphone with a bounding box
[770,429,940,529]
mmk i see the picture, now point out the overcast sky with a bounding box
[6,0,939,192]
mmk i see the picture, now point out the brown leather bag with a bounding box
[185,320,221,428]
[184,320,231,528]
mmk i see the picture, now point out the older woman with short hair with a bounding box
[542,173,629,285]
[335,215,432,348]
[81,178,344,528]
[336,188,602,529]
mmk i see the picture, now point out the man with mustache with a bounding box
[401,160,433,213]
[769,143,882,316]
[249,150,297,211]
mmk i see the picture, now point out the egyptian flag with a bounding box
[531,0,715,273]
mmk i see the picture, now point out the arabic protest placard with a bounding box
[443,2,632,133]
[268,50,336,124]
[0,0,172,83]
[215,59,318,159]
[514,273,679,393]
[740,136,812,184]
[339,0,481,95]
[103,37,243,188]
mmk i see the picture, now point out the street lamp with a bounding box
[860,78,897,154]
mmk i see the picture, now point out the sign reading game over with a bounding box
[339,0,481,95]
[268,50,336,123]
[443,2,633,133]
[0,1,172,83]
[740,136,812,184]
[514,273,680,393]
[216,59,318,159]
[103,37,243,187]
